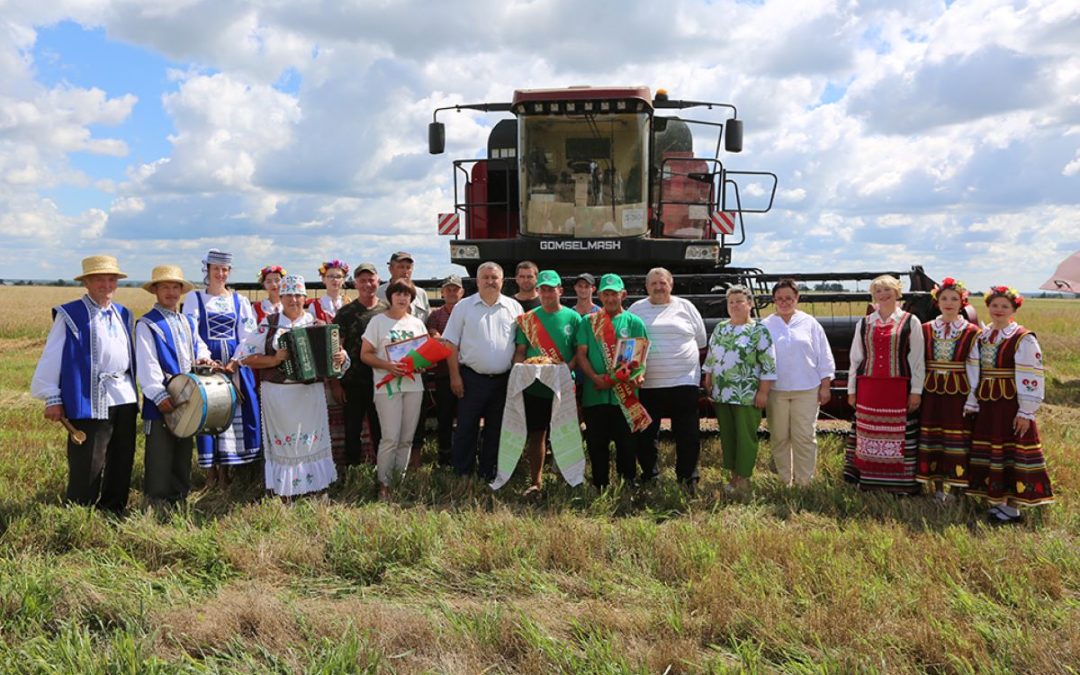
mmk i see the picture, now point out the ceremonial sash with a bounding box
[517,311,564,362]
[591,311,652,433]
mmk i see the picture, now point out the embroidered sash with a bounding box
[591,311,652,433]
[516,311,564,362]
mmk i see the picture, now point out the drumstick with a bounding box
[59,418,87,445]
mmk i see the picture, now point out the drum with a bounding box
[164,371,238,438]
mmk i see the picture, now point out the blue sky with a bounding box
[1,0,1077,292]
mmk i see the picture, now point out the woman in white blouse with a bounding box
[762,279,835,486]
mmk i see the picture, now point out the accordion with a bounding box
[278,324,344,383]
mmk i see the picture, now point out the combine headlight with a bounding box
[450,244,481,260]
[684,244,719,261]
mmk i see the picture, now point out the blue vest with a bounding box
[138,308,197,421]
[53,297,135,420]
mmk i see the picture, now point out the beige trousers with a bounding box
[767,388,820,486]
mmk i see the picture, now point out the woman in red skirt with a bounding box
[844,275,926,493]
[965,286,1053,524]
[915,278,980,502]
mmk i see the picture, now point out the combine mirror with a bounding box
[724,118,743,153]
[428,121,445,155]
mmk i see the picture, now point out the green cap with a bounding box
[537,270,561,288]
[598,273,625,292]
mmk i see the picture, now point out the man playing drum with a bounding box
[31,255,139,514]
[134,265,213,508]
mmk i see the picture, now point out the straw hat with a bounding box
[74,255,128,281]
[142,265,194,294]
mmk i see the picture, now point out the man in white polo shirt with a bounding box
[629,267,707,489]
[443,261,523,482]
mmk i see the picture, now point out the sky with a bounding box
[1,0,1078,291]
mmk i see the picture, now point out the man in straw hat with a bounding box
[31,255,139,514]
[134,265,212,508]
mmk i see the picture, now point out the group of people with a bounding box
[31,252,1053,522]
[843,275,1053,524]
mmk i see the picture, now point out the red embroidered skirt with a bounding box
[967,398,1053,506]
[844,376,918,493]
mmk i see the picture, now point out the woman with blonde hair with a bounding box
[843,275,925,493]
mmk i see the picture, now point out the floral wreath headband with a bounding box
[930,277,969,305]
[319,260,349,277]
[985,285,1024,308]
[257,265,287,283]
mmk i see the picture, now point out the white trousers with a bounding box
[373,391,423,486]
[766,388,820,486]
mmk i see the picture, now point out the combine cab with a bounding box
[429,86,937,415]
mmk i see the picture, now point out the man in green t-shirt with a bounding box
[512,270,580,494]
[575,274,649,489]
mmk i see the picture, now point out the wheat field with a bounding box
[0,286,1077,673]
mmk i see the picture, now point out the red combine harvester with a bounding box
[428,86,936,415]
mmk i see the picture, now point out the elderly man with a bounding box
[512,270,580,494]
[426,274,465,467]
[31,255,138,514]
[576,274,650,488]
[443,262,523,482]
[336,262,388,465]
[629,267,707,489]
[511,260,541,311]
[376,251,430,322]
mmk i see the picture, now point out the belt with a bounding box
[462,365,509,379]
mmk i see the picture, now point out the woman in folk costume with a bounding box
[965,287,1053,524]
[253,265,286,323]
[308,259,349,322]
[235,275,347,498]
[843,275,926,493]
[915,277,980,502]
[307,260,348,464]
[181,249,261,484]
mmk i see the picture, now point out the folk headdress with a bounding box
[280,274,307,296]
[257,265,287,283]
[985,285,1023,309]
[318,259,349,277]
[930,277,969,305]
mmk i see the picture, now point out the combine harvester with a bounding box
[427,86,937,414]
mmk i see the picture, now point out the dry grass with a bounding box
[1,287,1078,672]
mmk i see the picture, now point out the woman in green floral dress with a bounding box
[703,286,777,492]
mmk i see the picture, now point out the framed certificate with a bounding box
[614,337,649,369]
[385,335,427,363]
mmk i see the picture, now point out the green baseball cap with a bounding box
[537,270,561,287]
[598,273,625,292]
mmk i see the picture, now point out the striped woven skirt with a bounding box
[916,390,974,487]
[967,398,1053,506]
[843,376,919,493]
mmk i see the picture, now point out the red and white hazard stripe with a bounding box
[437,212,460,235]
[709,210,737,235]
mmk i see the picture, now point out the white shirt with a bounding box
[307,294,345,321]
[964,322,1044,420]
[377,282,431,323]
[442,293,523,374]
[135,305,211,408]
[362,313,429,395]
[628,295,707,389]
[31,295,138,414]
[846,308,925,395]
[762,310,835,392]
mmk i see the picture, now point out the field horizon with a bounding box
[1,286,1077,673]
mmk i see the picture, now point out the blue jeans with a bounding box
[452,366,509,481]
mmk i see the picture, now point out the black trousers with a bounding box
[584,404,636,488]
[143,419,194,505]
[343,380,380,464]
[66,403,137,514]
[451,366,509,481]
[433,376,457,464]
[637,385,701,482]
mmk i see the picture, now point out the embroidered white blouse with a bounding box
[963,322,1044,420]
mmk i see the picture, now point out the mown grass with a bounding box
[1,289,1078,672]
